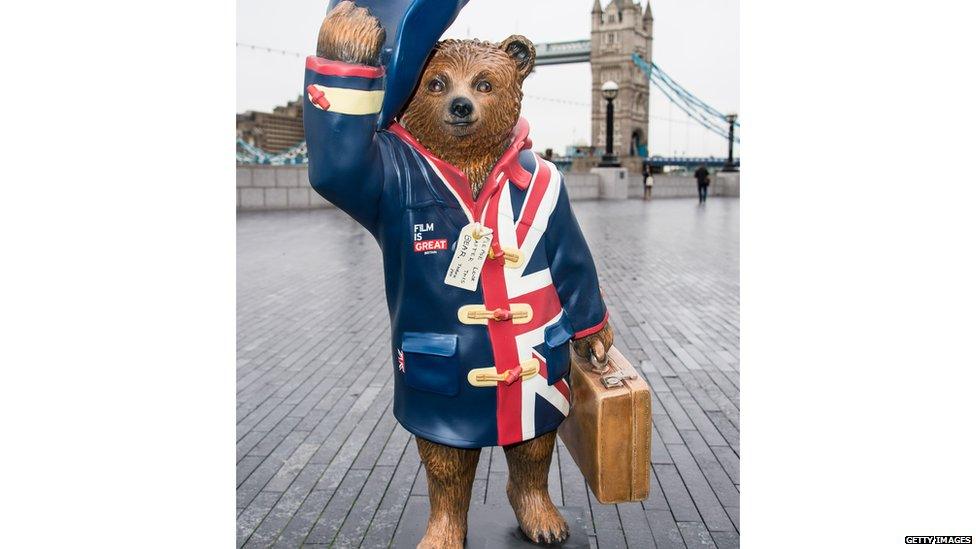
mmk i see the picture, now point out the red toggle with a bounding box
[491,241,504,261]
[492,308,513,321]
[306,84,330,110]
[504,366,523,385]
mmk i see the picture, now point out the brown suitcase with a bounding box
[557,346,651,504]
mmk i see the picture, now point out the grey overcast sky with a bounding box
[237,0,739,157]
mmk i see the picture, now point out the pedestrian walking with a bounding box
[695,165,710,204]
[642,163,653,200]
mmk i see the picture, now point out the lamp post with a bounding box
[599,80,620,167]
[723,113,738,171]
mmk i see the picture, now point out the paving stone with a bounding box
[237,455,264,487]
[725,506,739,532]
[667,442,735,533]
[360,444,422,548]
[677,521,717,547]
[237,430,307,509]
[272,489,333,548]
[618,501,657,548]
[333,465,396,547]
[237,430,267,463]
[679,430,740,511]
[243,488,308,548]
[645,509,685,549]
[237,491,279,547]
[711,530,740,549]
[264,442,319,492]
[644,468,672,512]
[248,416,301,457]
[305,468,371,544]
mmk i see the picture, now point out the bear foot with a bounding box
[417,516,465,549]
[507,484,570,545]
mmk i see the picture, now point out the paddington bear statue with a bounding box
[303,2,613,546]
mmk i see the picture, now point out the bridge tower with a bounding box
[590,0,652,165]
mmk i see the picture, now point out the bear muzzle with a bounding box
[448,97,475,123]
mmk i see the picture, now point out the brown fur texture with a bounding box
[401,37,535,198]
[572,323,615,365]
[504,431,570,544]
[416,437,481,549]
[317,1,385,66]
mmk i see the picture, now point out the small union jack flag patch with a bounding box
[397,349,405,372]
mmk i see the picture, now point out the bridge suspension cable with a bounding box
[631,53,739,144]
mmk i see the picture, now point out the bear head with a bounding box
[400,35,535,196]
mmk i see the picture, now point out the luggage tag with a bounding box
[444,222,492,291]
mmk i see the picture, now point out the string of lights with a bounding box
[236,42,305,58]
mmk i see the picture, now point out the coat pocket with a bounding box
[401,332,459,397]
[542,315,574,384]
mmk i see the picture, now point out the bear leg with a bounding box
[416,436,480,549]
[503,431,570,544]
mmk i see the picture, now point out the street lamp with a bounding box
[722,113,738,172]
[599,80,620,167]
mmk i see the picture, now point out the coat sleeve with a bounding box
[543,178,609,339]
[303,57,387,235]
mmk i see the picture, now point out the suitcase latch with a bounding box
[601,370,637,388]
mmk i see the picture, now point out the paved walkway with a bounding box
[238,197,740,548]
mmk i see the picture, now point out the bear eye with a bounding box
[427,78,446,93]
[475,80,492,93]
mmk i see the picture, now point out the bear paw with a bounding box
[572,322,614,366]
[508,486,570,545]
[417,517,465,549]
[316,0,386,66]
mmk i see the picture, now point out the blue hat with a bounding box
[327,0,470,128]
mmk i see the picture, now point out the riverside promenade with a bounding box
[237,197,740,548]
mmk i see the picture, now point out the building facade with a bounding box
[237,98,304,154]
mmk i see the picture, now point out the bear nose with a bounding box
[449,97,474,119]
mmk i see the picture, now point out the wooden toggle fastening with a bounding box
[306,84,330,110]
[487,245,525,269]
[467,358,540,387]
[489,241,504,260]
[457,303,533,325]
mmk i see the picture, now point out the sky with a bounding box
[237,0,739,158]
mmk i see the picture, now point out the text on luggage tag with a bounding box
[444,222,492,291]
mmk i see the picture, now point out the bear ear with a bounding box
[499,35,535,82]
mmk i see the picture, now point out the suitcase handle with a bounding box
[589,349,611,373]
[591,348,640,388]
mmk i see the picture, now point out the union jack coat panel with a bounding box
[304,57,608,448]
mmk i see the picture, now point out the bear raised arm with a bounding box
[303,1,390,234]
